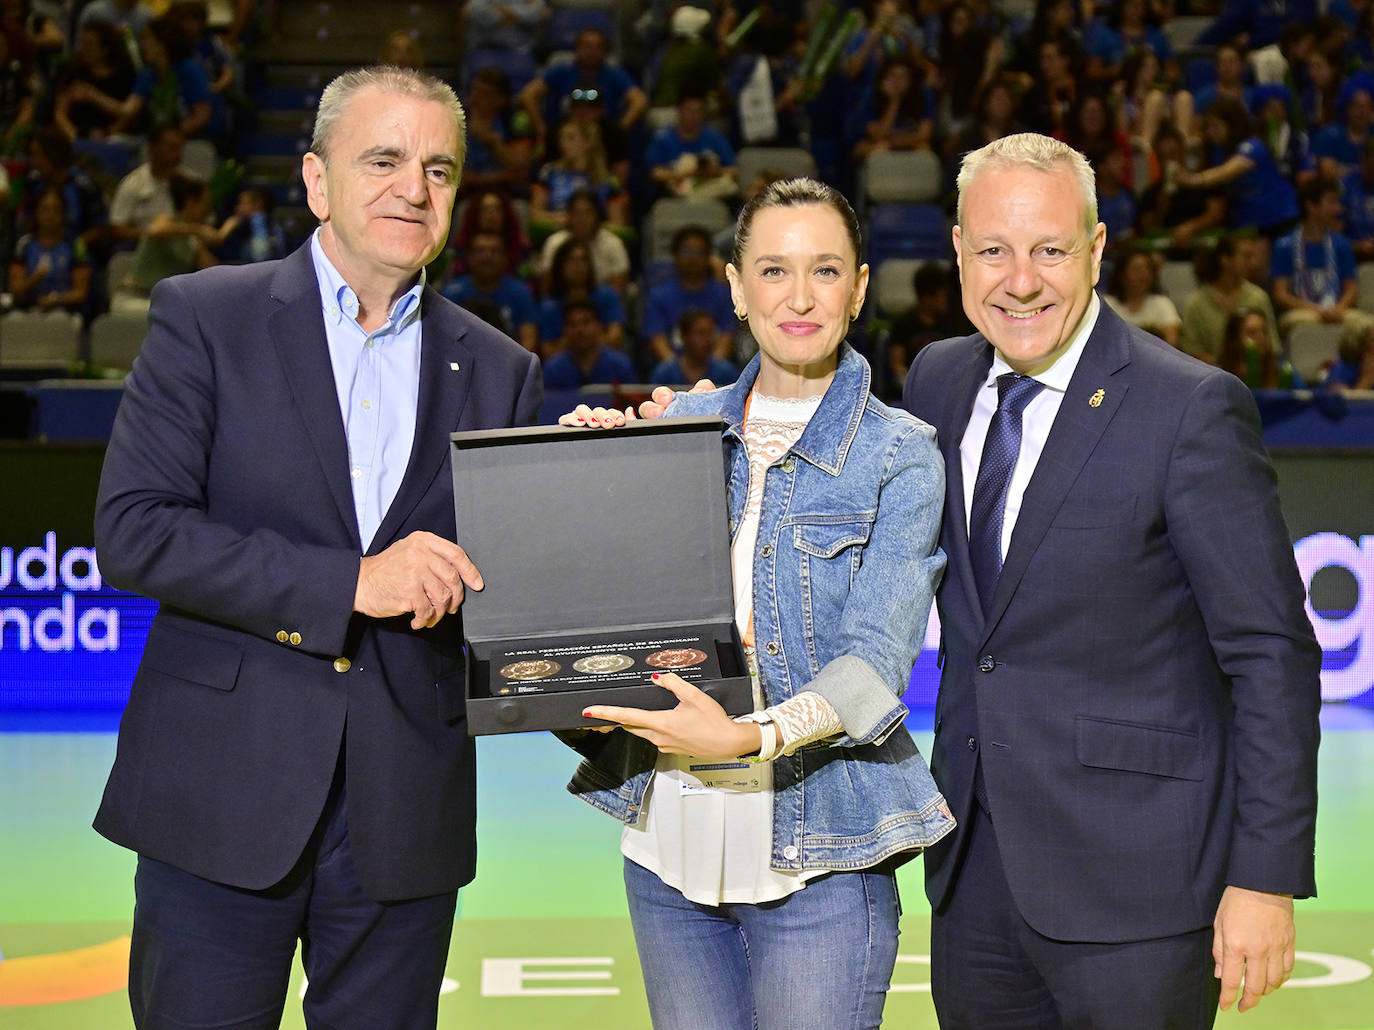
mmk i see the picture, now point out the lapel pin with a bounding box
[450,362,461,372]
[1089,388,1105,408]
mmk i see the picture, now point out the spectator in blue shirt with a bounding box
[1188,42,1254,122]
[1199,0,1319,50]
[1272,176,1369,333]
[538,237,627,356]
[1341,137,1374,260]
[643,225,736,363]
[442,230,539,353]
[217,186,288,265]
[1176,97,1299,238]
[114,16,215,143]
[459,67,536,198]
[1081,0,1172,87]
[1314,73,1374,181]
[645,88,737,199]
[650,308,741,386]
[516,28,648,149]
[848,55,934,163]
[543,297,638,388]
[1253,84,1315,184]
[9,186,92,313]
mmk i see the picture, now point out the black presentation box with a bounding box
[451,416,752,735]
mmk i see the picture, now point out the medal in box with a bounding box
[451,416,752,734]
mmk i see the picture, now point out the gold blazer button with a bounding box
[333,657,352,673]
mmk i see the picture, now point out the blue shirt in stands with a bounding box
[1097,189,1138,245]
[1082,21,1172,65]
[642,278,735,342]
[1226,137,1299,231]
[1342,171,1374,245]
[541,63,637,121]
[1313,125,1367,179]
[14,234,88,302]
[1271,228,1356,306]
[645,126,736,173]
[543,346,638,389]
[650,356,741,386]
[538,287,626,342]
[440,275,538,332]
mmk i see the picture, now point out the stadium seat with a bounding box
[546,7,617,53]
[182,139,219,181]
[644,197,733,263]
[1164,16,1213,51]
[863,150,943,205]
[867,204,951,264]
[0,311,82,370]
[1358,262,1374,314]
[1287,323,1344,383]
[1158,260,1197,311]
[874,259,925,318]
[106,251,138,295]
[735,147,817,188]
[90,310,151,371]
[465,49,540,94]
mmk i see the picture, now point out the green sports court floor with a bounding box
[3,709,1372,1029]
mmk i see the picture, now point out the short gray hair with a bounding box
[956,132,1098,233]
[311,65,467,168]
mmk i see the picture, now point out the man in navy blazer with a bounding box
[93,68,541,1027]
[903,134,1321,1027]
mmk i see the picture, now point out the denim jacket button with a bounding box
[781,457,796,472]
[765,641,781,656]
[760,544,773,557]
[978,653,996,673]
[783,845,799,860]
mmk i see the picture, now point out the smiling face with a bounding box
[303,86,461,291]
[953,161,1105,375]
[726,203,869,392]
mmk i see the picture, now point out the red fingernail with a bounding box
[582,710,591,717]
[651,673,660,680]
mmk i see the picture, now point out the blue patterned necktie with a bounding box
[969,373,1045,618]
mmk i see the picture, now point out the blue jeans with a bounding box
[623,856,900,1030]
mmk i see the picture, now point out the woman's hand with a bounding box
[583,673,761,758]
[558,404,636,427]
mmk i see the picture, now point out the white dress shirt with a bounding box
[960,292,1101,558]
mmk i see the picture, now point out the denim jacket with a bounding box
[567,345,955,871]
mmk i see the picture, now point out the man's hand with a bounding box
[354,531,484,630]
[637,379,716,420]
[1213,885,1296,1013]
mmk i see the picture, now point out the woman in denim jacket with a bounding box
[562,178,953,1030]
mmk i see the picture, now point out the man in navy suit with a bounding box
[93,67,541,1028]
[903,133,1321,1028]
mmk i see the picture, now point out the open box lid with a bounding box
[451,416,735,643]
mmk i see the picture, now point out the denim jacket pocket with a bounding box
[791,515,875,558]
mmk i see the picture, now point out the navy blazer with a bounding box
[903,303,1321,943]
[94,243,542,901]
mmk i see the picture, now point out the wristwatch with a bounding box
[734,711,780,763]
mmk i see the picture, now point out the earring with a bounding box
[735,308,748,322]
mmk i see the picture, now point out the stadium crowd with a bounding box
[6,0,1374,400]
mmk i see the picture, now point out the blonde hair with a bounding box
[558,119,610,186]
[956,132,1098,233]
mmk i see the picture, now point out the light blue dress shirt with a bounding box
[310,230,425,551]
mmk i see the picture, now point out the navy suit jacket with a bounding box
[904,303,1321,943]
[94,243,542,901]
